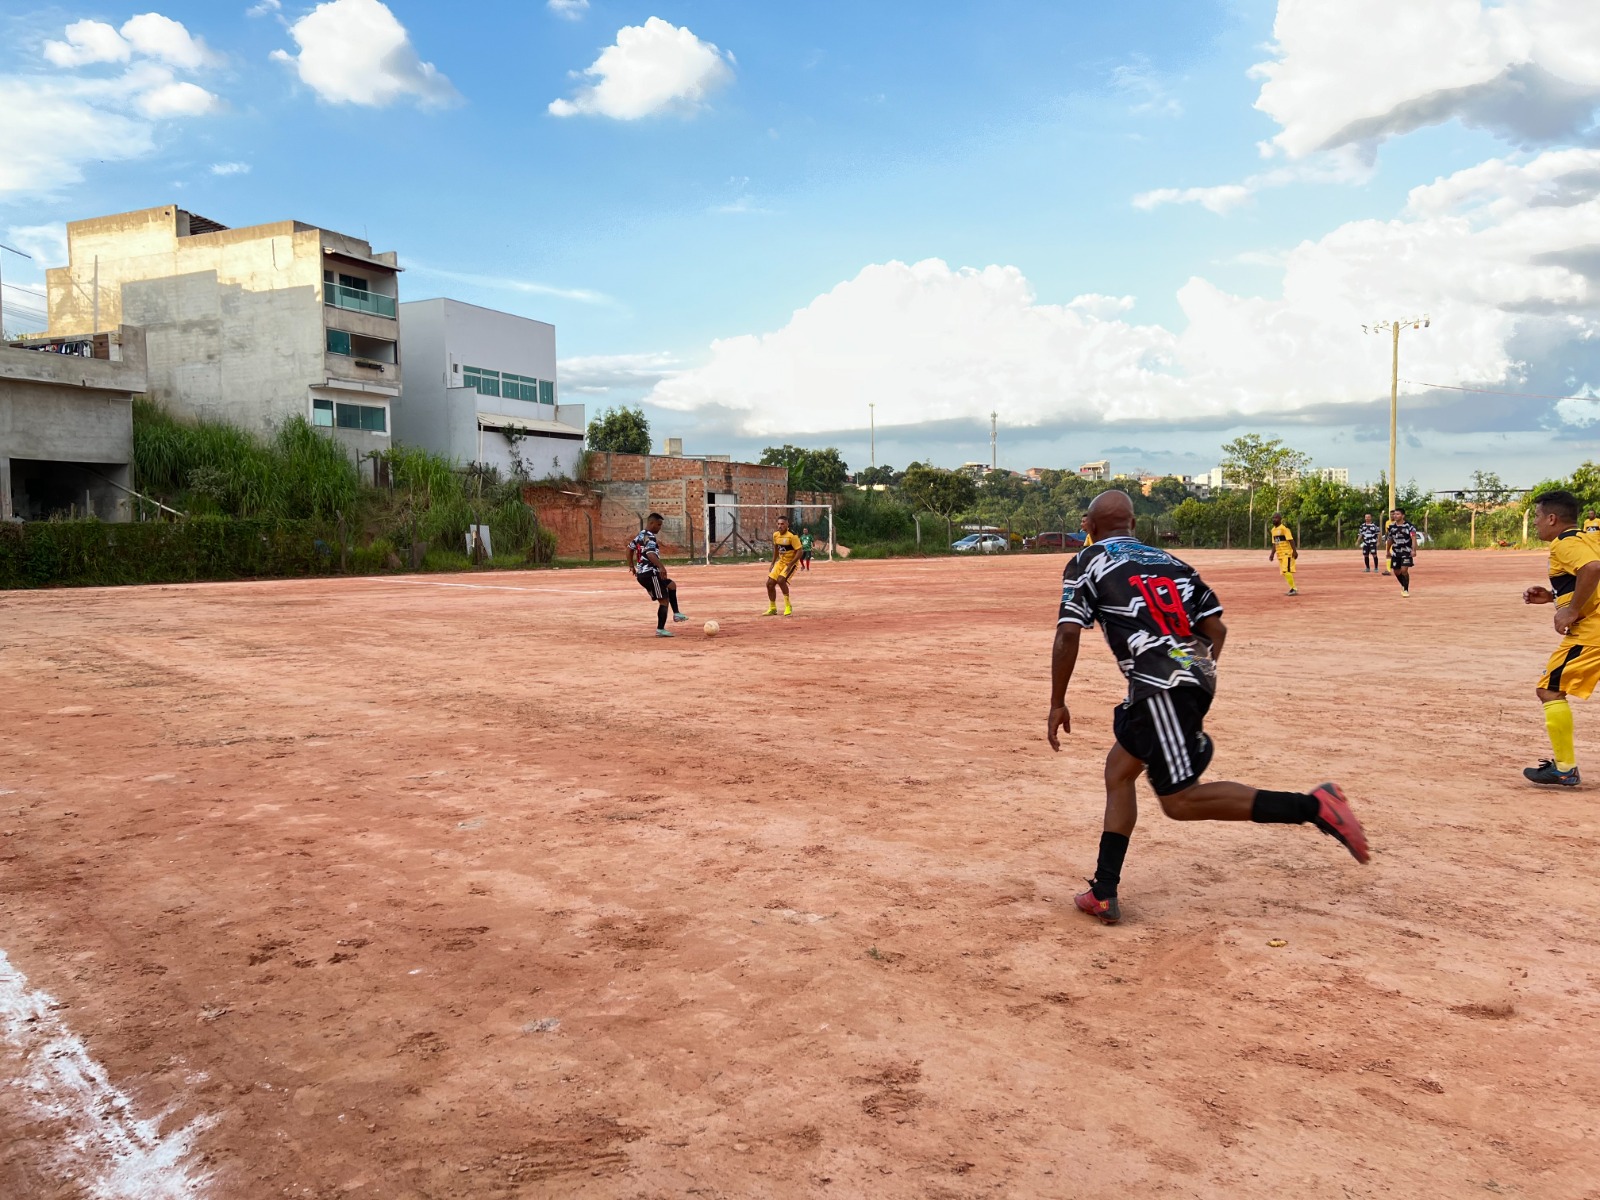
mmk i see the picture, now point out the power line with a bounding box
[1,281,46,299]
[1401,379,1599,403]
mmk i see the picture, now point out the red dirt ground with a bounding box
[2,550,1599,1199]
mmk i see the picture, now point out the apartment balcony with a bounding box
[324,283,396,319]
[325,353,399,391]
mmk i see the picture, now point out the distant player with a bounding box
[628,513,689,637]
[764,516,803,616]
[1385,508,1419,595]
[1585,509,1600,535]
[1268,512,1298,595]
[799,526,814,572]
[1358,513,1381,572]
[1523,489,1600,786]
[1047,490,1369,924]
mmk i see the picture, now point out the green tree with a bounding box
[586,406,651,454]
[760,444,850,495]
[900,462,977,520]
[1145,476,1191,510]
[1220,434,1309,536]
[1466,469,1510,509]
[855,464,900,487]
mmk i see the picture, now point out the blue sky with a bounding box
[4,0,1599,488]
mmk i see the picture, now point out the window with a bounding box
[539,380,555,406]
[326,329,351,356]
[463,366,500,398]
[463,366,553,404]
[323,269,369,292]
[334,402,387,432]
[312,399,334,427]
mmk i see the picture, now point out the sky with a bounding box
[2,0,1599,489]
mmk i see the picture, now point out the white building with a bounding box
[1199,466,1232,490]
[1314,467,1350,485]
[1079,459,1110,480]
[395,299,584,479]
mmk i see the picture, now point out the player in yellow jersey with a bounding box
[1584,509,1600,535]
[1523,489,1600,786]
[1267,512,1298,595]
[764,515,803,615]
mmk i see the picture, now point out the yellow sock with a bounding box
[1544,698,1577,772]
[1285,564,1296,588]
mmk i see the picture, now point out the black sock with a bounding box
[1251,790,1318,824]
[657,605,668,630]
[1091,832,1130,899]
[669,588,681,614]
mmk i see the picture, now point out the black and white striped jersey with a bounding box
[1358,521,1380,548]
[1058,536,1224,702]
[630,529,661,575]
[1386,521,1418,555]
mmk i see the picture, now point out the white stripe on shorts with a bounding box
[1150,692,1192,780]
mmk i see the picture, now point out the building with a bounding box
[1198,466,1232,491]
[1079,460,1110,481]
[1,327,146,521]
[523,451,788,560]
[44,205,399,461]
[395,298,584,479]
[1314,467,1350,485]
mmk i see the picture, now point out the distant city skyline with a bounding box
[3,0,1598,488]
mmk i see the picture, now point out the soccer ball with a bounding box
[703,620,720,637]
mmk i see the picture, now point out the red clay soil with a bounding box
[2,550,1598,1199]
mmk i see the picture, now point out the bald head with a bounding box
[1084,489,1135,542]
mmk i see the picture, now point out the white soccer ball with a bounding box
[703,620,720,637]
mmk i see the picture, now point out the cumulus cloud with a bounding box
[1253,0,1600,159]
[272,0,458,108]
[548,0,589,19]
[549,17,734,119]
[43,20,131,67]
[138,79,221,117]
[121,13,219,69]
[559,352,684,394]
[1133,184,1253,215]
[648,150,1600,435]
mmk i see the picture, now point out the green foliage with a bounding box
[760,444,850,494]
[900,462,977,518]
[835,489,916,544]
[586,405,652,454]
[854,464,901,487]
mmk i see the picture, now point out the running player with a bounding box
[764,516,803,616]
[799,526,814,572]
[1047,490,1368,924]
[628,513,689,637]
[1268,512,1298,595]
[1385,508,1418,595]
[1584,509,1600,535]
[1523,489,1600,786]
[1358,513,1381,572]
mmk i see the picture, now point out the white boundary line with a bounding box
[0,949,213,1199]
[347,578,612,594]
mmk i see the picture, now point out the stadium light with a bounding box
[1366,316,1430,518]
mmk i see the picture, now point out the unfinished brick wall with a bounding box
[527,454,789,559]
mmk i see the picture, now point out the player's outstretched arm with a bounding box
[1047,623,1082,750]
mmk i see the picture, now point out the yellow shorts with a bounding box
[1276,553,1296,572]
[769,561,798,582]
[1540,641,1600,699]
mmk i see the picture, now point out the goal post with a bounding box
[702,502,836,565]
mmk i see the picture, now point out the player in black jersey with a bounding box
[1385,508,1419,596]
[628,513,689,637]
[1358,513,1381,572]
[1046,490,1369,924]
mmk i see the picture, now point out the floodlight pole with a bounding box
[1366,315,1429,518]
[868,403,876,468]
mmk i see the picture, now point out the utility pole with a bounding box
[868,403,875,467]
[92,254,100,334]
[1364,316,1429,517]
[990,410,997,471]
[0,242,36,342]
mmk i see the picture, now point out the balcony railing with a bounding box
[325,284,396,319]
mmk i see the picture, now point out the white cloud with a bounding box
[559,351,683,394]
[209,161,251,175]
[1133,184,1253,215]
[648,150,1600,435]
[1111,57,1181,117]
[4,224,69,267]
[43,20,131,67]
[247,0,282,15]
[404,262,611,305]
[1253,0,1600,159]
[1066,294,1137,317]
[273,0,458,108]
[121,13,218,70]
[549,17,734,119]
[548,0,589,19]
[138,79,220,117]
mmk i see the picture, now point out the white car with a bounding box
[952,533,1009,553]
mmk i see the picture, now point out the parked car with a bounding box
[1023,531,1087,551]
[951,533,1010,553]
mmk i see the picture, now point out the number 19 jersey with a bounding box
[1058,536,1224,702]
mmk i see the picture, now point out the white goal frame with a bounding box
[702,502,835,565]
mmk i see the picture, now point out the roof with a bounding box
[476,412,584,438]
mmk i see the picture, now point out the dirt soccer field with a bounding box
[2,549,1598,1199]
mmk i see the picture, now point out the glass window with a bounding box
[360,405,387,432]
[539,380,555,406]
[312,399,334,427]
[339,273,368,292]
[335,403,360,429]
[326,329,351,355]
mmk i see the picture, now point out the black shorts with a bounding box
[1389,551,1413,568]
[1113,687,1215,796]
[635,570,669,600]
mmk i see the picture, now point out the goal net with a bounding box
[702,502,836,564]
